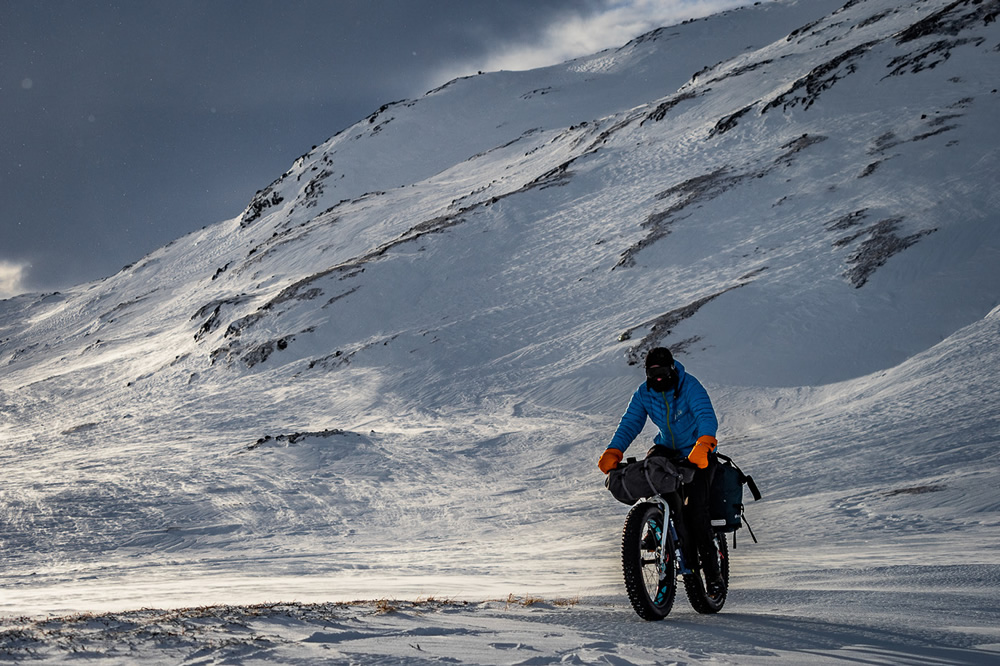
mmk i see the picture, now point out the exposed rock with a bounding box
[825,209,869,231]
[703,59,774,86]
[643,90,699,124]
[895,0,997,44]
[619,285,747,365]
[617,167,751,269]
[709,103,757,137]
[763,42,878,113]
[308,334,400,371]
[839,217,937,288]
[247,428,346,451]
[887,0,997,76]
[241,182,285,228]
[192,295,252,341]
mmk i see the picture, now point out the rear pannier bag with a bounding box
[709,453,762,533]
[605,454,695,505]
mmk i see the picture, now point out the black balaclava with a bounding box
[645,347,678,394]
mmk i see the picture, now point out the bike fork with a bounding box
[655,497,693,577]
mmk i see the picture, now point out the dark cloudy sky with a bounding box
[1,0,749,297]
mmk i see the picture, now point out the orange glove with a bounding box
[687,435,717,469]
[598,448,623,474]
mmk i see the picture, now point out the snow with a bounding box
[2,0,999,662]
[4,596,998,664]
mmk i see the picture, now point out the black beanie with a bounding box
[645,347,674,369]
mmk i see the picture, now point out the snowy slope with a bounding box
[1,0,999,662]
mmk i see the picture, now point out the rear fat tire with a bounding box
[621,502,677,621]
[683,531,729,614]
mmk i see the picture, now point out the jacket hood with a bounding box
[674,360,688,384]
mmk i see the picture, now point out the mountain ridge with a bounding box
[4,0,996,393]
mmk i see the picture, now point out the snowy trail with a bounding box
[3,591,998,665]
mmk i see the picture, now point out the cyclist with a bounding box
[598,346,724,594]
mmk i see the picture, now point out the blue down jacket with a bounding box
[608,361,718,457]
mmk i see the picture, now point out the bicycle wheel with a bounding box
[621,502,677,620]
[683,530,729,614]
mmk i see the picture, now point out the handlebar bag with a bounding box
[605,455,694,505]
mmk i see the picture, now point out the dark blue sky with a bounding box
[1,0,745,297]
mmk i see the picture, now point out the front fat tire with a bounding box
[621,502,677,621]
[683,531,730,614]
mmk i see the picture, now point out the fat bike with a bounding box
[620,484,729,620]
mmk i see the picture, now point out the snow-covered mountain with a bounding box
[1,0,999,661]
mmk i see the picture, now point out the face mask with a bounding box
[646,364,678,393]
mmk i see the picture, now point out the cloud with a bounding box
[0,260,30,299]
[436,0,752,81]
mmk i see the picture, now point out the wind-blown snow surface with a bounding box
[2,0,999,662]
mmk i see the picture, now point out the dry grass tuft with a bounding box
[495,593,573,609]
[374,599,397,614]
[553,597,580,607]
